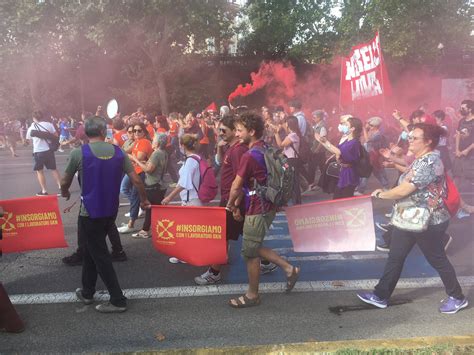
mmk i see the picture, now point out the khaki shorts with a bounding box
[241,210,276,260]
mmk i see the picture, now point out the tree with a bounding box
[239,0,338,63]
[334,0,471,66]
[75,0,234,114]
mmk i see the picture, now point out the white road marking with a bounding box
[9,276,474,305]
[268,249,386,261]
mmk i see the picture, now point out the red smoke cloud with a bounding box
[228,61,296,104]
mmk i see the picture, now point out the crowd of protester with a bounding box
[2,98,473,315]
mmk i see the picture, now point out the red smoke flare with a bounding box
[228,61,296,104]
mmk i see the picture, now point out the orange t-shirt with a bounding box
[169,121,178,137]
[146,124,155,140]
[132,138,153,174]
[113,130,128,147]
[199,121,209,145]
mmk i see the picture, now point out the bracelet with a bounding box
[375,191,382,199]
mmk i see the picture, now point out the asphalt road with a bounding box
[1,146,473,353]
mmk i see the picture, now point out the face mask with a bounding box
[400,131,408,140]
[338,124,349,135]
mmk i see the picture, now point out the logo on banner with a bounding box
[156,219,176,245]
[1,212,16,233]
[2,211,60,238]
[343,208,367,228]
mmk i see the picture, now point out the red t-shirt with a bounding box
[132,138,153,174]
[237,140,274,215]
[220,142,248,201]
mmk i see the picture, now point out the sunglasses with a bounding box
[133,129,143,133]
[127,130,133,134]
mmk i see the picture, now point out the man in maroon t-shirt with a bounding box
[226,112,300,308]
[194,115,248,285]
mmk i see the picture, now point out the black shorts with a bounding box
[33,150,57,171]
[220,200,244,241]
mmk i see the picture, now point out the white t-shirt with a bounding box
[283,132,300,159]
[26,121,57,153]
[178,154,201,202]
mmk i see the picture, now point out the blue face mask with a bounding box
[400,131,408,140]
[338,124,350,135]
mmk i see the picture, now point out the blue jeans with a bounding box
[129,173,145,219]
[120,174,131,199]
[374,221,463,300]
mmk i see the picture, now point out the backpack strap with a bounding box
[185,154,201,201]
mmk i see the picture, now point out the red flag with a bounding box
[151,205,227,266]
[340,32,391,106]
[0,196,67,253]
[205,102,217,112]
[285,196,376,252]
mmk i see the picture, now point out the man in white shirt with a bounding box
[26,110,62,196]
[288,99,307,136]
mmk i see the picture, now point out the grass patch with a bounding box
[334,343,474,355]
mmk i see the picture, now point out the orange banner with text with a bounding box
[286,196,376,252]
[0,195,67,253]
[151,205,227,266]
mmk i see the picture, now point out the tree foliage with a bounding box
[238,0,338,63]
[334,0,472,65]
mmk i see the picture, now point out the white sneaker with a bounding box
[132,230,151,239]
[194,269,221,285]
[124,209,144,218]
[117,224,137,234]
[384,212,392,218]
[169,257,186,264]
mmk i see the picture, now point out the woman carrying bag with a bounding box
[315,116,363,199]
[273,115,303,205]
[357,123,468,314]
[129,133,169,238]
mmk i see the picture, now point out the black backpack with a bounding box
[355,145,372,178]
[30,123,60,152]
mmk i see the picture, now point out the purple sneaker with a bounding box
[439,296,468,314]
[357,292,388,309]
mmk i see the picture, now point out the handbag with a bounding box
[326,161,341,178]
[325,155,341,178]
[390,200,431,232]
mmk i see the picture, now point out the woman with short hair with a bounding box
[357,123,468,314]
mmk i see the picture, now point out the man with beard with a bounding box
[194,115,248,285]
[225,112,300,308]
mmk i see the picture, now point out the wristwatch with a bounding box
[375,191,382,198]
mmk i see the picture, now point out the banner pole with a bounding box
[378,31,387,117]
[339,56,343,111]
